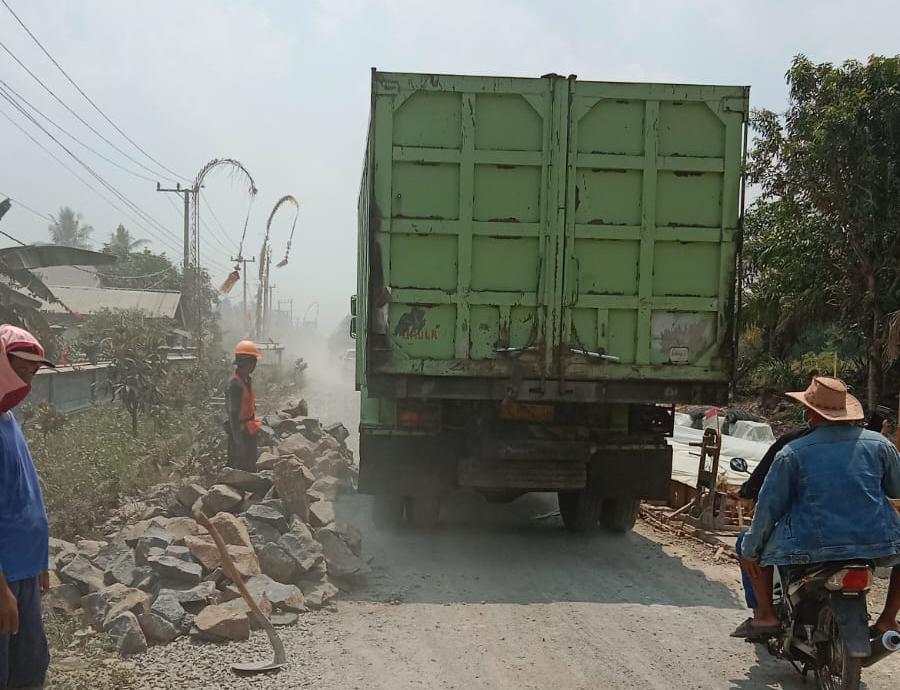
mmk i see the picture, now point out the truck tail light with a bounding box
[397,401,440,430]
[825,568,872,592]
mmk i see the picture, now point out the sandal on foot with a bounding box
[730,617,781,639]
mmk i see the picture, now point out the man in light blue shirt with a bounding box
[0,325,55,689]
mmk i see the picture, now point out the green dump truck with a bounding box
[353,70,749,531]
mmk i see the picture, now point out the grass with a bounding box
[25,404,223,541]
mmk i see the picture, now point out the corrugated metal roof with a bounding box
[41,286,181,318]
[34,265,101,288]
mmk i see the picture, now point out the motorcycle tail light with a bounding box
[825,568,872,592]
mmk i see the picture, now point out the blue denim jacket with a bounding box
[741,423,900,566]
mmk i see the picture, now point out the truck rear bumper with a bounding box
[359,430,672,500]
[367,374,728,406]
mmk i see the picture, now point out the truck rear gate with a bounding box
[355,70,748,530]
[358,71,748,403]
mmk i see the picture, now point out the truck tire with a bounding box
[406,495,441,528]
[371,495,405,529]
[558,490,602,532]
[601,498,640,533]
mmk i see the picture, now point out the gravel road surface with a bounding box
[57,352,899,689]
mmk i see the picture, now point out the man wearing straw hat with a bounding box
[733,376,900,639]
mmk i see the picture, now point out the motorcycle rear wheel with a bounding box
[814,606,862,690]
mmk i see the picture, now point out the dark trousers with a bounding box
[0,576,49,689]
[226,427,258,472]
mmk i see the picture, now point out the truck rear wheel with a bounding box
[371,495,405,529]
[406,495,441,528]
[558,489,602,532]
[601,498,640,533]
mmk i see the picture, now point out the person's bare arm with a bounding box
[0,571,19,635]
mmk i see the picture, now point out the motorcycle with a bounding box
[731,457,900,689]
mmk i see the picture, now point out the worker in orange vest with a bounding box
[225,340,262,471]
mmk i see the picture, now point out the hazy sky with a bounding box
[1,0,897,330]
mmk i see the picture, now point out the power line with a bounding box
[0,88,186,251]
[0,37,179,183]
[0,102,184,256]
[0,0,190,183]
[160,193,234,268]
[0,190,53,223]
[0,77,158,183]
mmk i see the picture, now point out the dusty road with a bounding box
[123,355,900,689]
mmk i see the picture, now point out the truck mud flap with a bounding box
[589,445,672,501]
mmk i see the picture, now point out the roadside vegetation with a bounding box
[737,55,899,420]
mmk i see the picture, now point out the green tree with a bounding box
[98,248,181,291]
[104,224,148,257]
[48,207,93,248]
[748,55,900,408]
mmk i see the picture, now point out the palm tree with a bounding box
[105,224,148,256]
[48,207,93,248]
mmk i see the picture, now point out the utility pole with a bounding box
[229,255,256,336]
[156,182,196,325]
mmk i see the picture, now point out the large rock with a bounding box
[273,458,309,520]
[104,550,137,587]
[107,612,147,655]
[75,540,108,560]
[138,526,176,550]
[208,512,253,550]
[162,517,205,543]
[182,535,259,579]
[150,593,190,631]
[147,555,202,586]
[324,422,350,444]
[226,574,306,612]
[221,594,273,630]
[48,537,77,570]
[278,532,323,574]
[256,450,280,471]
[59,555,106,595]
[295,417,324,442]
[303,581,339,610]
[130,567,159,597]
[331,522,363,558]
[193,604,250,642]
[164,545,194,563]
[281,398,308,417]
[119,517,169,546]
[202,484,243,514]
[138,612,180,645]
[317,528,368,578]
[175,483,207,509]
[217,467,272,494]
[309,476,343,501]
[258,543,298,584]
[82,584,149,630]
[134,544,165,567]
[244,504,288,533]
[157,582,219,614]
[43,584,82,614]
[309,501,335,528]
[93,542,131,571]
[277,434,317,461]
[246,520,282,553]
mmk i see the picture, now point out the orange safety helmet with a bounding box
[234,340,262,360]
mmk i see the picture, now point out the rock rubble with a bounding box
[45,399,363,655]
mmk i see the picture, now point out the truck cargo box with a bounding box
[357,71,748,404]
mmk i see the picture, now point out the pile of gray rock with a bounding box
[43,402,366,656]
